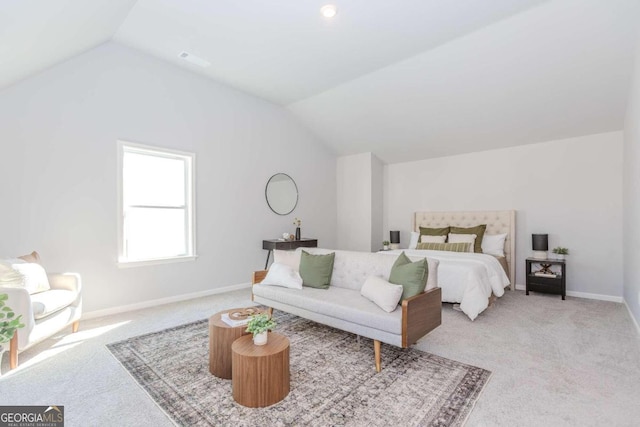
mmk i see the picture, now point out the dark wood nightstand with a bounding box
[262,238,318,269]
[525,258,566,300]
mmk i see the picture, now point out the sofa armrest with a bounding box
[48,273,82,293]
[253,270,268,285]
[401,287,442,347]
[251,270,268,302]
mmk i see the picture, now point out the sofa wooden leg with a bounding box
[72,320,80,333]
[267,307,273,317]
[374,340,381,373]
[10,331,18,370]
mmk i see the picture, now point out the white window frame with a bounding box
[117,140,197,267]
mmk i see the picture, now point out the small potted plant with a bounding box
[552,247,569,260]
[245,313,276,346]
[0,294,25,375]
[382,240,390,250]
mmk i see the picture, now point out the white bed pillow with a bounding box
[408,232,420,249]
[448,233,476,253]
[420,235,447,244]
[481,233,508,257]
[360,275,403,313]
[273,249,302,271]
[259,262,303,289]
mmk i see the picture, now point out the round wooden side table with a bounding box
[208,307,264,379]
[231,332,290,408]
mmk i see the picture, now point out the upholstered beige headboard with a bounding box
[413,210,516,290]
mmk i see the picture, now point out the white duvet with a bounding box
[383,249,510,321]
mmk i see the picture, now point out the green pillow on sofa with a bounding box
[388,252,429,301]
[299,250,335,289]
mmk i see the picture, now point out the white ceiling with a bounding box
[288,0,640,162]
[1,0,638,163]
[0,0,137,89]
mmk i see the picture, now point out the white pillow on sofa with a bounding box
[481,233,508,257]
[360,275,403,313]
[260,262,303,289]
[0,259,50,294]
[273,249,302,271]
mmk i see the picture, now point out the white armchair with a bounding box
[1,270,82,370]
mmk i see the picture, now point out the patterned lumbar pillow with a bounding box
[388,252,428,301]
[416,242,471,253]
[447,233,476,253]
[299,250,335,289]
[360,275,403,313]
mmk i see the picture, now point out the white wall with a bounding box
[336,152,384,251]
[623,35,640,327]
[0,42,337,313]
[384,132,623,299]
[370,154,384,249]
[337,153,372,251]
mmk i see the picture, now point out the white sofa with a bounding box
[2,268,82,370]
[252,248,442,372]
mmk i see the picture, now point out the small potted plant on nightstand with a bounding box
[382,240,390,251]
[0,294,25,375]
[552,247,569,260]
[245,313,276,346]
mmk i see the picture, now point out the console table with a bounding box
[262,238,317,269]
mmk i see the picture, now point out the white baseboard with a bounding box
[514,284,623,303]
[623,299,640,336]
[83,282,252,320]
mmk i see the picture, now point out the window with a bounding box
[118,141,196,266]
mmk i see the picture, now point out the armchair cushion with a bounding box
[30,289,77,319]
[6,260,51,294]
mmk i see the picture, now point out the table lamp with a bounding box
[390,231,400,250]
[532,234,548,260]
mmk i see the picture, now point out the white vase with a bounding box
[555,254,565,260]
[253,331,268,346]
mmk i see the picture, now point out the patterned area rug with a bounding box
[107,312,490,426]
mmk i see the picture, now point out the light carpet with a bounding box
[107,312,491,426]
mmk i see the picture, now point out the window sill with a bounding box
[117,255,198,268]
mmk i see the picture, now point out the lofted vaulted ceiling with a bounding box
[1,0,638,163]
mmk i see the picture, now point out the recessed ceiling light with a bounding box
[320,4,337,18]
[178,51,211,68]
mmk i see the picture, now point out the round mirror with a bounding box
[265,173,298,215]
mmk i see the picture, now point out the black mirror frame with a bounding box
[265,173,299,216]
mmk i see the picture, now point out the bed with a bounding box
[384,210,515,320]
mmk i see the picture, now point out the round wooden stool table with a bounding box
[231,332,290,408]
[208,307,264,379]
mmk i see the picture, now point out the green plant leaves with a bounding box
[0,293,24,344]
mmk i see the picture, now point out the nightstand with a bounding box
[525,258,566,300]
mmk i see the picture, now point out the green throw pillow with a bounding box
[450,225,487,253]
[419,226,450,238]
[299,250,335,289]
[388,252,428,301]
[416,242,471,252]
